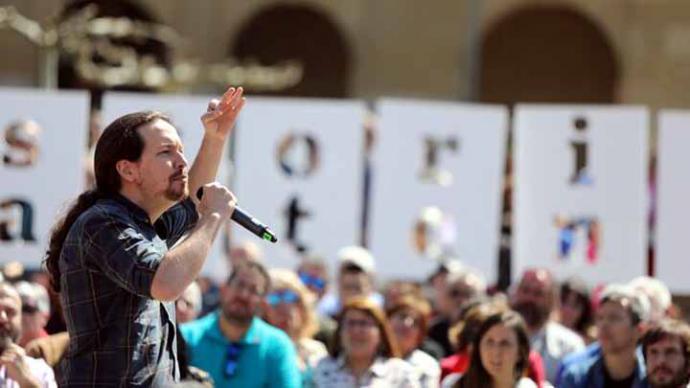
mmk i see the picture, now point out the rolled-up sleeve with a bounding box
[83,212,164,298]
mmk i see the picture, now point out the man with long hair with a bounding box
[642,319,690,388]
[44,87,245,386]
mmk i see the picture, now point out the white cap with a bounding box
[337,246,375,275]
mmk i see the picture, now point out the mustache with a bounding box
[652,366,674,375]
[169,170,187,181]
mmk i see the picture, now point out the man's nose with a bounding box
[175,152,188,169]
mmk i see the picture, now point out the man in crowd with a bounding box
[317,246,383,318]
[428,265,486,356]
[181,261,300,387]
[511,268,585,383]
[642,318,690,388]
[0,281,56,387]
[296,254,329,302]
[14,281,50,348]
[560,284,648,388]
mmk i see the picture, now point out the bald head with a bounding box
[512,268,556,331]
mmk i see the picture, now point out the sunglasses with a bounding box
[266,290,300,306]
[447,288,473,299]
[224,342,243,378]
[298,272,326,292]
[21,304,39,314]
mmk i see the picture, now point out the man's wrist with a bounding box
[202,132,227,144]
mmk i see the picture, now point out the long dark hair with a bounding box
[44,111,171,292]
[457,310,530,388]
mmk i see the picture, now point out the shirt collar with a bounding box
[112,193,150,224]
[335,355,387,378]
[593,346,647,383]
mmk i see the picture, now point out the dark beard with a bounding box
[649,368,690,388]
[164,181,188,201]
[512,301,549,328]
[165,170,188,201]
[222,305,254,328]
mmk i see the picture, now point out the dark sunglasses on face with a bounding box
[448,288,472,299]
[298,271,326,291]
[21,304,39,314]
[225,342,243,378]
[266,290,300,306]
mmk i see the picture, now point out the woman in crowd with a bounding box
[265,269,328,387]
[444,310,535,388]
[441,299,544,388]
[387,296,441,387]
[558,277,595,343]
[312,297,420,387]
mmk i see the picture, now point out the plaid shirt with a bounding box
[58,194,198,387]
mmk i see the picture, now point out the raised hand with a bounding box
[200,86,246,141]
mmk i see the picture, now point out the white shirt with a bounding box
[406,349,440,388]
[313,356,420,388]
[441,373,537,388]
[530,321,585,383]
[296,338,328,371]
[0,356,57,388]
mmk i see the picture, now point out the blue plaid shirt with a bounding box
[58,194,198,387]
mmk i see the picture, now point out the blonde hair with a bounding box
[268,269,319,339]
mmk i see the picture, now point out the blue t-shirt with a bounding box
[181,312,301,388]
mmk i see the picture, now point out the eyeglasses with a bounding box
[266,290,300,306]
[447,288,473,300]
[298,271,326,292]
[390,313,418,328]
[21,304,39,314]
[229,279,262,297]
[343,318,377,330]
[224,342,243,378]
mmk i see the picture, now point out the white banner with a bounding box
[656,110,690,293]
[369,99,508,282]
[102,92,231,282]
[513,105,649,285]
[0,88,89,267]
[234,97,365,271]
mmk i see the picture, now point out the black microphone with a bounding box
[196,187,278,243]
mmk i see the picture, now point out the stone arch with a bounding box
[230,4,352,97]
[480,6,619,104]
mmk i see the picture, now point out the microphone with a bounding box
[196,187,278,243]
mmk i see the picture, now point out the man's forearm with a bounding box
[188,136,225,205]
[151,213,224,301]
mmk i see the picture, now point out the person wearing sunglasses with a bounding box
[14,281,50,348]
[313,297,419,388]
[181,261,301,387]
[296,255,329,301]
[428,267,487,357]
[265,269,328,387]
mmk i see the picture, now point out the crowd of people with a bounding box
[1,245,689,387]
[1,88,688,387]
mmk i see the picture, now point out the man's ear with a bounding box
[116,160,141,184]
